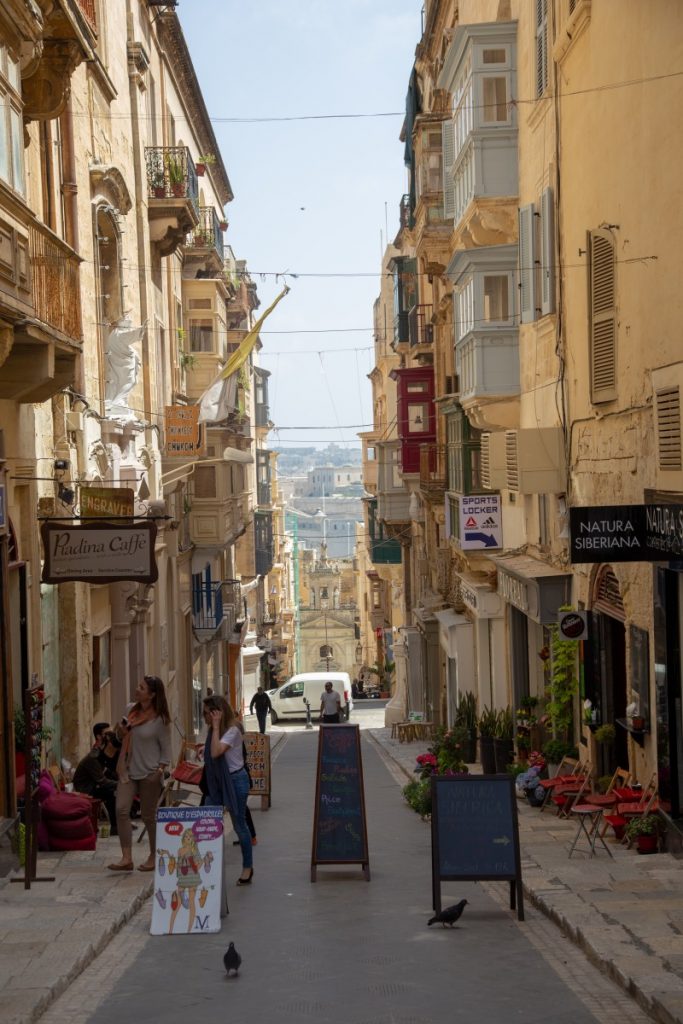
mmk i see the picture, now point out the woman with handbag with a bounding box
[202,695,254,885]
[108,675,171,872]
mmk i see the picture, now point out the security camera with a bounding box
[54,458,69,472]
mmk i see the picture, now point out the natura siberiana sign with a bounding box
[569,504,683,562]
[40,521,158,584]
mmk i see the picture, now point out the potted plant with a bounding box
[166,155,186,197]
[594,723,616,745]
[542,738,575,776]
[494,706,515,773]
[195,153,216,176]
[454,691,477,762]
[625,814,662,854]
[478,706,498,774]
[219,218,228,232]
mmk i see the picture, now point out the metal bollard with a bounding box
[305,698,313,729]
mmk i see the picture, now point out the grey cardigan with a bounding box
[126,717,172,780]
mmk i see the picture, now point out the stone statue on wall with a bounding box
[105,316,145,421]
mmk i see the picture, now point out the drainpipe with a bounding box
[60,95,84,394]
[126,0,152,417]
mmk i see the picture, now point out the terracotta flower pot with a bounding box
[636,834,658,854]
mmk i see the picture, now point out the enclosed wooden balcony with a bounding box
[0,220,82,402]
[409,304,434,350]
[419,443,447,497]
[145,146,199,256]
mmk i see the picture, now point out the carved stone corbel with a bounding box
[22,37,81,122]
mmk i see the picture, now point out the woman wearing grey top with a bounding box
[108,675,171,873]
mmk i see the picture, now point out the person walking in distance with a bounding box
[320,680,342,724]
[249,686,272,734]
[108,675,171,873]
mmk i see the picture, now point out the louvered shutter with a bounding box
[519,204,536,323]
[536,0,549,97]
[540,187,555,315]
[655,387,682,471]
[442,119,456,221]
[588,229,617,403]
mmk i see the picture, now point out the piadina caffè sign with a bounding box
[40,521,158,584]
[570,504,683,563]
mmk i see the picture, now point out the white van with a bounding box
[268,672,353,724]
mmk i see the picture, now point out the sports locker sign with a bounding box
[459,495,502,550]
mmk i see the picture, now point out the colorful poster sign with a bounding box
[40,521,158,584]
[151,806,224,936]
[458,494,502,550]
[80,486,134,519]
[244,732,271,809]
[165,404,204,457]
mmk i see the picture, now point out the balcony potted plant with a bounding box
[625,813,662,855]
[195,153,216,177]
[166,155,186,198]
[219,217,228,232]
[478,706,498,775]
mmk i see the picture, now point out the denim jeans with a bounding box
[230,768,253,869]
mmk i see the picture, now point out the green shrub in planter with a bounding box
[625,814,661,839]
[542,738,575,764]
[402,779,432,817]
[594,723,616,745]
[478,706,498,738]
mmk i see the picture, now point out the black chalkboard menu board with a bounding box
[431,775,523,920]
[311,725,370,881]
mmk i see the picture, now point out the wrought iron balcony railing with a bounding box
[29,223,82,342]
[145,146,198,212]
[186,206,222,256]
[419,443,447,492]
[399,193,414,230]
[409,304,434,348]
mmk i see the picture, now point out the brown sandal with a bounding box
[107,862,134,872]
[137,861,155,872]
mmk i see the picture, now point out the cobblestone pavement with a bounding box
[2,726,683,1023]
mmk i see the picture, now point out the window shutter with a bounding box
[442,119,456,221]
[518,204,536,323]
[588,229,617,403]
[540,186,555,315]
[536,0,549,97]
[655,386,682,471]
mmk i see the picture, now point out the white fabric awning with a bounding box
[223,447,253,464]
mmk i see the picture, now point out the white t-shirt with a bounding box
[320,689,342,715]
[220,725,244,772]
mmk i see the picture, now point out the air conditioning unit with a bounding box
[480,433,507,490]
[505,428,566,494]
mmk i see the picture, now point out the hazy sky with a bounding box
[179,0,419,449]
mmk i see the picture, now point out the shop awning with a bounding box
[491,554,572,624]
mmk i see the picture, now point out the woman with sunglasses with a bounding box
[202,696,254,885]
[108,675,171,872]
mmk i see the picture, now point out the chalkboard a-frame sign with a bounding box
[311,724,370,881]
[431,775,524,921]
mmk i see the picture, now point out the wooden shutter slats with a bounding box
[655,387,682,470]
[589,229,616,403]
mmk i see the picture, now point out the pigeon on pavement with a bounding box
[428,899,468,928]
[224,942,242,976]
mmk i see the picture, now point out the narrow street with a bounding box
[40,730,651,1024]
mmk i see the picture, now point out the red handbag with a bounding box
[172,761,203,786]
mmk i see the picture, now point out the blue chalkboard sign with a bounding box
[311,725,370,881]
[431,775,524,920]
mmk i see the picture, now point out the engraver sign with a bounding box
[458,494,502,550]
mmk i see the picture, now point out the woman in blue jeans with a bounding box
[203,696,254,885]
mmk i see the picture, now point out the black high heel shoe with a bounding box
[236,868,254,886]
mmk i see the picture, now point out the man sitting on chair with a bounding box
[73,723,118,835]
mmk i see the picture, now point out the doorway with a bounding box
[589,567,628,775]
